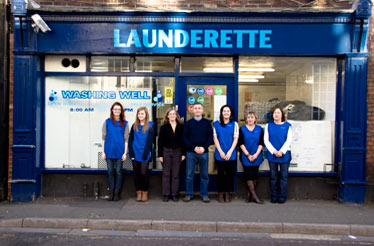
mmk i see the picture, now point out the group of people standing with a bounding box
[101,102,292,204]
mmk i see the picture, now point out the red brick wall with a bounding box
[367,9,374,184]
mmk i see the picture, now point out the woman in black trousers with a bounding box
[158,108,185,202]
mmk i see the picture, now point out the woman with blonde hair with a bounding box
[239,111,264,204]
[129,107,155,202]
[158,108,185,202]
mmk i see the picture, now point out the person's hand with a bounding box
[101,153,106,160]
[219,151,226,159]
[274,151,283,158]
[225,150,233,160]
[121,154,127,161]
[199,147,205,154]
[194,146,200,154]
[131,158,135,161]
[181,155,186,161]
[159,157,163,163]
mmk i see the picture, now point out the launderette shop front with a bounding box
[10,6,371,202]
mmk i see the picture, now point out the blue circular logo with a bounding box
[197,87,205,95]
[188,96,196,104]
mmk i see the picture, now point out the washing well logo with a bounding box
[49,90,58,102]
[153,90,163,102]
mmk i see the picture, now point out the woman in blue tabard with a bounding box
[264,106,292,204]
[128,106,155,202]
[239,111,264,204]
[101,102,129,202]
[213,105,239,203]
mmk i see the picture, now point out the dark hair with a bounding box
[219,105,234,126]
[193,102,203,108]
[110,102,126,127]
[270,106,286,122]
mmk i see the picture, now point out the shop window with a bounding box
[45,76,175,170]
[135,56,174,72]
[180,57,233,73]
[238,57,336,173]
[90,56,130,72]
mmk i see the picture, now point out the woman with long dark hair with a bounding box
[213,105,239,203]
[101,102,129,201]
[158,108,185,202]
[264,106,292,204]
[128,107,155,202]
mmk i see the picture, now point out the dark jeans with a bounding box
[216,159,235,192]
[269,162,290,201]
[162,148,182,196]
[132,160,149,191]
[106,158,123,190]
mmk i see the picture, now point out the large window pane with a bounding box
[181,57,233,73]
[238,57,336,172]
[90,56,130,72]
[45,76,175,170]
[135,56,174,72]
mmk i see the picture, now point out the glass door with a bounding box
[178,77,235,191]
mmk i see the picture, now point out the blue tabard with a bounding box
[104,118,127,159]
[133,121,153,162]
[213,121,237,161]
[266,121,292,163]
[240,125,263,166]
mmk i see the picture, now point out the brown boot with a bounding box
[218,192,225,203]
[247,181,263,204]
[225,192,231,203]
[142,191,148,202]
[136,190,142,202]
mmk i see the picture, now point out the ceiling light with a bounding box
[203,67,233,72]
[239,75,265,79]
[239,68,275,72]
[239,79,259,83]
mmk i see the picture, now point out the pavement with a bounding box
[0,196,374,237]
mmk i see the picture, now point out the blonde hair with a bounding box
[162,108,183,125]
[134,107,150,133]
[246,111,258,124]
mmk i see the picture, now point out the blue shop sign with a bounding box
[36,22,352,55]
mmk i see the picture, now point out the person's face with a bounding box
[193,104,203,117]
[222,107,231,120]
[246,114,256,125]
[112,105,122,117]
[168,110,177,122]
[138,110,146,121]
[273,108,283,122]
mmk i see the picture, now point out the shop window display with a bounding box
[45,76,174,170]
[238,57,337,172]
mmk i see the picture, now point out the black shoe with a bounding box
[278,199,286,204]
[271,198,278,203]
[172,195,179,202]
[107,189,114,201]
[163,195,170,202]
[113,189,120,201]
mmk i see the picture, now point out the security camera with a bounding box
[31,14,51,33]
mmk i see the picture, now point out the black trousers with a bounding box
[216,159,236,192]
[132,161,149,191]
